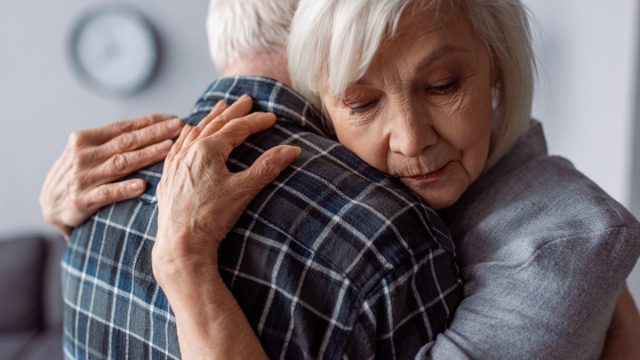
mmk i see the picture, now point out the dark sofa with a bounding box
[0,233,65,360]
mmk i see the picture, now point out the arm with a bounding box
[422,230,639,359]
[151,96,300,359]
[154,250,267,360]
[39,114,182,238]
[600,286,640,360]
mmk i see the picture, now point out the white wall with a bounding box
[0,0,213,235]
[522,0,640,300]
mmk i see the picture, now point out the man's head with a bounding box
[206,0,298,80]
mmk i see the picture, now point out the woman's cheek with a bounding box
[336,123,387,173]
[437,89,492,151]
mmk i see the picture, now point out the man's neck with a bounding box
[219,52,291,86]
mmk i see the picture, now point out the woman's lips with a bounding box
[399,162,451,184]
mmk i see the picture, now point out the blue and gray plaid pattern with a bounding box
[62,77,462,359]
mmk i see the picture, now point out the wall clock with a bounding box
[69,5,160,96]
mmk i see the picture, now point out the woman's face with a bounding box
[321,8,494,209]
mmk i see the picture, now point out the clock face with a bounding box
[70,6,159,96]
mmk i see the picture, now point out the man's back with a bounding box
[62,77,462,359]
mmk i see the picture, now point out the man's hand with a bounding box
[601,286,640,359]
[39,114,183,239]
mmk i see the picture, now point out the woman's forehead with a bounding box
[382,4,473,53]
[361,10,480,80]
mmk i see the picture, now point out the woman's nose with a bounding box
[388,107,437,157]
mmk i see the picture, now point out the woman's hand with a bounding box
[153,94,300,283]
[40,114,183,239]
[152,95,299,360]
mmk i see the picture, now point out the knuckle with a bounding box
[150,122,167,137]
[67,131,86,149]
[226,120,246,130]
[215,113,228,124]
[115,119,134,133]
[223,122,247,138]
[115,133,135,151]
[87,188,111,209]
[135,148,154,165]
[144,114,160,125]
[110,154,128,173]
[253,160,278,180]
[96,187,112,202]
[70,193,86,210]
[142,114,155,123]
[70,149,90,168]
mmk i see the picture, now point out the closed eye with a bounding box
[348,100,378,115]
[428,77,461,95]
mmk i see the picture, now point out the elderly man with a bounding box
[57,1,461,358]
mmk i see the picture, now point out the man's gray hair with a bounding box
[288,0,536,168]
[206,0,299,72]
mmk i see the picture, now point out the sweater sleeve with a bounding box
[420,226,640,360]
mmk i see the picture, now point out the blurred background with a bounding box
[0,0,638,339]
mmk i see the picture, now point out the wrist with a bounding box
[152,229,219,274]
[168,276,265,360]
[152,243,220,294]
[160,267,239,327]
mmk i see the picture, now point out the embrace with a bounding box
[41,0,640,359]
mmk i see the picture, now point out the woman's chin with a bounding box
[401,172,469,210]
[416,190,462,210]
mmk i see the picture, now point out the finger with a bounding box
[204,112,277,159]
[184,100,232,145]
[198,94,255,140]
[100,118,182,157]
[88,139,173,184]
[195,100,228,131]
[184,125,203,147]
[83,114,178,145]
[234,145,301,201]
[170,124,193,157]
[83,179,148,213]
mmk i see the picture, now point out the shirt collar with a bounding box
[189,76,333,138]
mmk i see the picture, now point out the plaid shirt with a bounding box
[62,77,462,359]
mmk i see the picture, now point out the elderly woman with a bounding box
[289,1,640,357]
[41,0,640,358]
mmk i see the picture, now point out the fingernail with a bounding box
[158,139,173,150]
[167,118,182,129]
[130,180,144,190]
[278,146,301,163]
[240,94,251,101]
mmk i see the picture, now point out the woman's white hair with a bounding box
[206,0,299,72]
[288,0,535,168]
